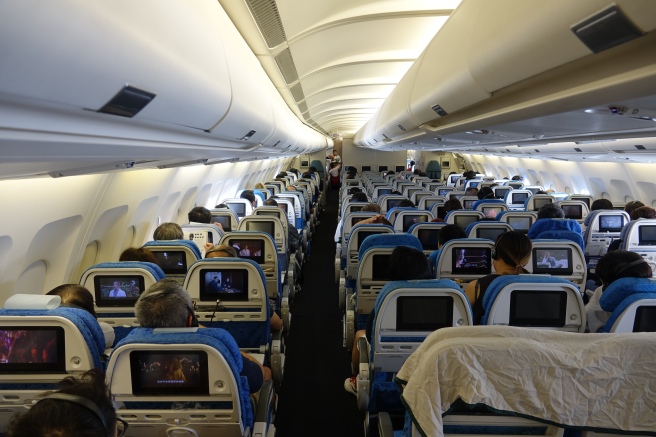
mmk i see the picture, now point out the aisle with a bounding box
[274,187,364,436]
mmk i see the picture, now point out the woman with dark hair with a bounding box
[586,250,652,332]
[5,368,124,437]
[464,231,532,324]
[119,247,159,265]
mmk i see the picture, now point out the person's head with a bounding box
[112,282,120,290]
[477,187,494,200]
[444,198,463,213]
[511,175,523,181]
[492,231,532,273]
[188,206,211,224]
[263,198,278,207]
[463,170,476,180]
[624,200,644,215]
[275,172,287,179]
[438,224,467,248]
[537,203,564,219]
[386,171,395,176]
[135,279,195,328]
[255,182,266,189]
[630,206,656,220]
[351,192,368,202]
[309,166,317,173]
[361,203,382,213]
[47,284,96,319]
[590,199,613,211]
[409,161,415,167]
[465,187,479,196]
[388,246,432,281]
[119,247,159,265]
[535,190,547,195]
[205,244,238,259]
[596,250,652,291]
[153,222,183,240]
[398,199,415,208]
[215,203,228,209]
[240,190,256,206]
[348,187,362,195]
[330,162,337,169]
[413,169,421,175]
[333,149,338,155]
[5,369,121,437]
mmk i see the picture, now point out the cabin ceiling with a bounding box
[219,0,461,139]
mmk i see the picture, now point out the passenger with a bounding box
[351,192,368,202]
[153,222,184,240]
[511,175,523,181]
[332,149,341,163]
[255,182,267,190]
[135,279,271,393]
[406,160,415,171]
[361,203,382,214]
[465,187,479,196]
[590,199,614,211]
[536,203,565,219]
[188,206,212,224]
[328,162,341,188]
[398,198,415,208]
[240,190,257,209]
[263,197,301,251]
[204,244,238,259]
[585,250,652,332]
[607,206,656,251]
[438,224,467,248]
[119,247,159,265]
[354,214,393,227]
[464,231,532,324]
[5,368,123,437]
[432,198,463,222]
[47,284,115,349]
[477,186,494,200]
[345,246,431,395]
[535,190,548,195]
[624,200,645,216]
[463,170,476,180]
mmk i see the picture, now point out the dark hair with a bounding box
[630,206,656,220]
[386,171,395,175]
[443,198,463,213]
[535,190,548,195]
[624,200,644,215]
[511,175,523,181]
[409,161,415,166]
[493,231,532,272]
[463,170,476,180]
[205,244,238,259]
[47,284,96,318]
[263,198,278,207]
[438,224,467,247]
[348,187,362,195]
[275,173,287,179]
[119,247,159,265]
[215,203,228,209]
[537,203,564,219]
[590,199,614,211]
[477,187,494,200]
[597,250,652,290]
[188,206,212,224]
[465,187,479,196]
[361,203,381,213]
[240,190,256,204]
[398,199,415,208]
[388,246,432,281]
[5,369,116,437]
[309,166,317,172]
[351,192,368,202]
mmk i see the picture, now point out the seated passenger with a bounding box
[5,368,123,437]
[537,203,565,219]
[590,199,614,211]
[240,190,257,209]
[432,198,462,222]
[263,197,301,251]
[135,279,271,393]
[119,247,160,266]
[585,250,653,332]
[188,206,224,231]
[477,186,494,200]
[398,198,415,208]
[464,231,532,324]
[345,246,431,395]
[438,224,467,248]
[465,187,478,197]
[153,222,184,240]
[608,205,656,252]
[205,244,282,332]
[47,284,115,349]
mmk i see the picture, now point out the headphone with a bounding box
[139,289,199,327]
[38,393,109,435]
[615,258,649,275]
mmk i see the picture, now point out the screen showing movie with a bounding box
[199,269,249,302]
[256,210,280,218]
[448,193,464,201]
[532,248,573,275]
[94,275,146,307]
[639,226,656,246]
[633,306,656,332]
[561,204,583,219]
[417,229,439,251]
[371,254,392,281]
[396,296,453,331]
[245,221,274,240]
[211,215,232,232]
[228,239,264,264]
[494,188,511,199]
[453,215,479,231]
[130,350,209,395]
[532,197,553,211]
[387,199,402,210]
[227,202,246,218]
[151,251,188,275]
[448,175,460,185]
[481,206,503,219]
[0,327,65,373]
[377,188,392,197]
[511,192,529,204]
[462,199,476,210]
[451,247,491,275]
[509,290,567,327]
[469,181,480,188]
[508,216,531,232]
[438,189,452,197]
[476,228,507,242]
[598,215,624,232]
[402,215,427,232]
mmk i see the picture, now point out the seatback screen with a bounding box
[508,216,531,232]
[509,290,567,327]
[402,215,427,232]
[357,231,382,250]
[511,192,528,204]
[227,239,264,264]
[94,275,146,307]
[199,269,249,302]
[227,203,246,218]
[377,188,392,196]
[532,248,573,275]
[562,204,583,220]
[371,254,392,281]
[417,229,439,251]
[0,327,65,373]
[598,215,623,232]
[638,226,656,245]
[633,306,656,332]
[130,350,209,395]
[151,251,188,275]
[476,228,507,242]
[245,221,274,240]
[451,247,491,275]
[211,215,232,232]
[532,197,552,211]
[396,296,454,331]
[453,215,478,231]
[387,199,402,210]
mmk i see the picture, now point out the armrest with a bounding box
[378,412,395,437]
[253,380,275,435]
[358,336,370,381]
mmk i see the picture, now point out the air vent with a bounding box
[431,104,448,117]
[245,0,287,48]
[572,5,643,54]
[272,140,280,148]
[635,144,646,150]
[574,148,582,152]
[382,134,389,140]
[290,83,305,103]
[98,85,156,118]
[239,130,257,141]
[397,124,406,131]
[274,48,299,84]
[613,150,626,154]
[534,149,540,153]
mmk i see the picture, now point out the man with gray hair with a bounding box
[153,222,184,240]
[135,279,271,392]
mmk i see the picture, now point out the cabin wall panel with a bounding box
[342,138,406,172]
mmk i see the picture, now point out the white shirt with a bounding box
[585,285,610,333]
[109,288,126,298]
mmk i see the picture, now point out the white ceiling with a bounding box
[219,0,460,138]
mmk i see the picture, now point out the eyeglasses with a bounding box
[116,418,129,437]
